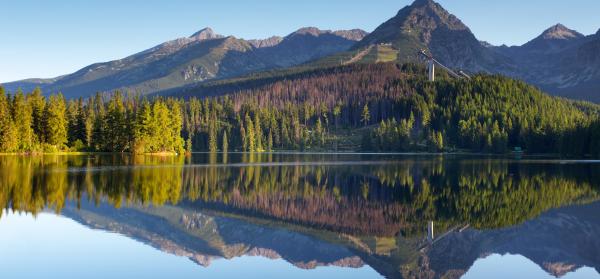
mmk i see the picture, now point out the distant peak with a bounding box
[540,24,583,40]
[288,27,367,41]
[480,40,494,48]
[333,29,369,41]
[190,27,224,41]
[293,27,324,36]
[248,36,283,48]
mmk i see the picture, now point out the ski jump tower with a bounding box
[418,50,470,81]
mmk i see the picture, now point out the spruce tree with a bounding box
[105,93,127,152]
[44,94,68,148]
[0,87,18,152]
[267,130,273,152]
[245,113,255,152]
[208,115,217,153]
[28,87,45,143]
[361,104,371,127]
[254,113,262,151]
[12,90,34,151]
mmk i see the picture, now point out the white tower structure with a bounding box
[428,59,435,82]
[419,50,468,82]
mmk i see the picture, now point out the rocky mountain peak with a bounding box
[354,0,472,49]
[404,0,468,32]
[248,36,283,48]
[189,27,224,41]
[292,27,324,37]
[411,0,437,8]
[333,29,368,41]
[288,27,367,41]
[540,24,583,40]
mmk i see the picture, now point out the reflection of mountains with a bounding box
[406,201,600,279]
[59,197,600,279]
[2,155,600,278]
[61,201,364,270]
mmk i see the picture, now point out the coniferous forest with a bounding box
[1,63,599,156]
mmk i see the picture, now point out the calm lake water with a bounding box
[1,153,599,279]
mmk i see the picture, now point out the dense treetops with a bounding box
[0,63,599,155]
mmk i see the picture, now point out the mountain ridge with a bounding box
[2,0,599,102]
[2,26,367,98]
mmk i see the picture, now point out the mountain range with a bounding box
[2,0,599,102]
[2,27,367,99]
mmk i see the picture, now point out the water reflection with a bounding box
[1,154,599,278]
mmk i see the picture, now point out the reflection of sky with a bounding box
[463,254,599,279]
[0,212,382,279]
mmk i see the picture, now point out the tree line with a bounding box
[1,63,599,155]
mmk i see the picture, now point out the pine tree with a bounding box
[315,118,324,146]
[92,93,106,151]
[333,103,342,131]
[240,125,247,152]
[12,90,34,151]
[28,87,45,144]
[267,129,273,152]
[44,94,68,148]
[66,99,80,144]
[0,87,18,152]
[361,104,371,127]
[152,100,172,152]
[245,113,255,152]
[208,115,218,153]
[254,113,262,151]
[185,137,193,154]
[133,100,152,153]
[105,93,127,152]
[168,100,185,154]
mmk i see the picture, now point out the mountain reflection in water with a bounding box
[1,153,599,279]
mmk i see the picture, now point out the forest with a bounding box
[0,63,599,155]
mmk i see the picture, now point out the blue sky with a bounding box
[1,0,598,83]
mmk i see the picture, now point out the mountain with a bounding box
[521,24,585,53]
[348,0,599,102]
[491,24,600,101]
[352,0,514,74]
[3,0,600,102]
[2,27,367,99]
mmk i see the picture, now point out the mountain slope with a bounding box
[352,0,514,74]
[2,27,367,99]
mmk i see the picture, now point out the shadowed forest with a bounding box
[1,64,599,155]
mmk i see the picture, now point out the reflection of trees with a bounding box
[1,155,598,237]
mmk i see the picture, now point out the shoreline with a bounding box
[0,150,593,159]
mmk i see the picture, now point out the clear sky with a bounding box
[1,0,598,83]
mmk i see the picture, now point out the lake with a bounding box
[1,153,599,279]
